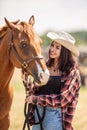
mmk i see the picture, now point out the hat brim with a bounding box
[47,33,79,57]
[55,39,79,57]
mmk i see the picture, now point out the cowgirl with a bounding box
[25,31,81,130]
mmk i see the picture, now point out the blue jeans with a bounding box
[32,105,63,130]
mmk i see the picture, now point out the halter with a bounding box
[9,31,43,70]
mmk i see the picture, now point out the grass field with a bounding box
[9,82,87,130]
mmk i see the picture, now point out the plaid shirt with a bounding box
[22,66,81,130]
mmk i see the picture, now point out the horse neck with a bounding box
[0,32,14,90]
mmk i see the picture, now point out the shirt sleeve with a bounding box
[32,68,81,108]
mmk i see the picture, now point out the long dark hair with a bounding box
[46,46,76,74]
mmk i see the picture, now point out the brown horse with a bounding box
[0,16,49,130]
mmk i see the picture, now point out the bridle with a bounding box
[9,31,43,70]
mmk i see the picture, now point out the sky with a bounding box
[0,0,87,34]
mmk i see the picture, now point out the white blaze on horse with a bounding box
[0,16,49,130]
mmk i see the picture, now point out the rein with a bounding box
[22,72,46,130]
[9,31,43,69]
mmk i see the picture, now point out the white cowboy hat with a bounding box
[47,31,79,57]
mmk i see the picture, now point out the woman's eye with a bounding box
[56,46,60,49]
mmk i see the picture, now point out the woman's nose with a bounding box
[51,47,55,51]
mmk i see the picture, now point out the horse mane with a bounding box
[0,26,9,39]
[20,21,34,36]
[20,21,42,44]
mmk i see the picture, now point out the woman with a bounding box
[24,31,81,130]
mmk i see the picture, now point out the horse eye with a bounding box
[20,42,30,56]
[21,42,27,48]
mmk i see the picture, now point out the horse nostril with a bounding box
[40,73,43,79]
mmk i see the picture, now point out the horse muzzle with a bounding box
[39,68,50,85]
[33,68,50,86]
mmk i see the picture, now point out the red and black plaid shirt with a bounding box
[22,66,81,130]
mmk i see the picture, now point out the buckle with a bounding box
[22,62,28,69]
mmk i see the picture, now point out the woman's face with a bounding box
[49,41,62,60]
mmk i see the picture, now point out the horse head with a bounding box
[4,16,49,85]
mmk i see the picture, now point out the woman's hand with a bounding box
[25,95,38,104]
[25,95,33,104]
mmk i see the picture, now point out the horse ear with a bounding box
[4,17,19,32]
[29,15,35,26]
[12,20,20,25]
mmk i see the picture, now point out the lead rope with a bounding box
[22,71,31,130]
[21,70,45,130]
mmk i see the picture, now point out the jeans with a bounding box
[32,105,63,130]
